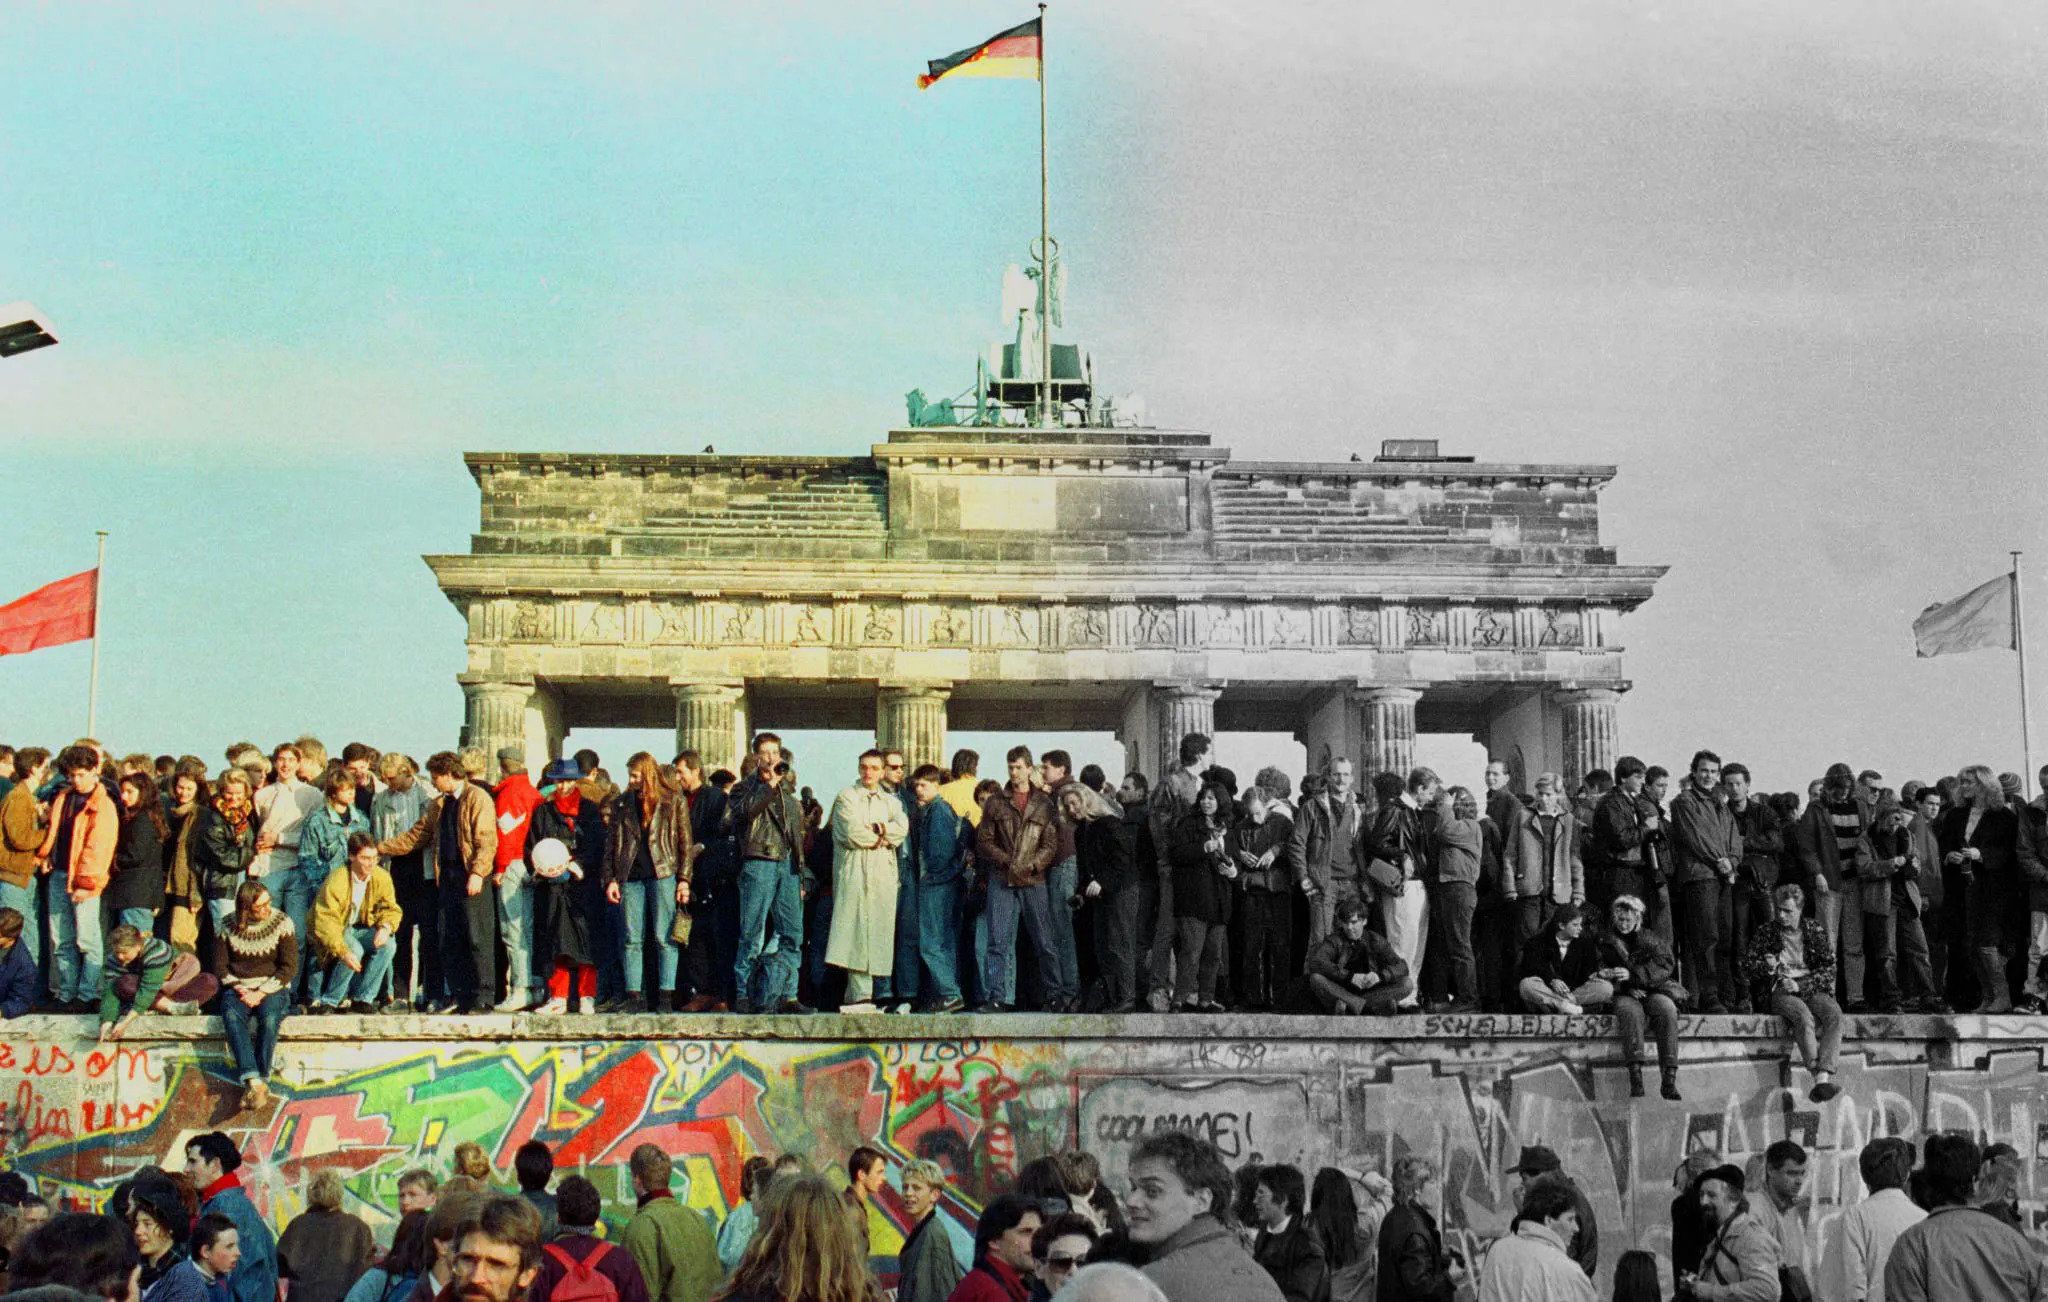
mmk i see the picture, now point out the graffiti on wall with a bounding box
[4,1028,2048,1282]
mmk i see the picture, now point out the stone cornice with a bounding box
[426,553,1667,606]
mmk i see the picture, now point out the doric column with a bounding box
[1557,687,1623,785]
[673,681,745,775]
[1152,682,1222,778]
[876,683,952,772]
[460,679,533,780]
[1358,686,1422,780]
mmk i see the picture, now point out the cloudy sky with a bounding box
[3,1,2044,793]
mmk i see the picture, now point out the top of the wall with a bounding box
[17,1007,2039,1044]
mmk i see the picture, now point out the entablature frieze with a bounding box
[469,593,1615,655]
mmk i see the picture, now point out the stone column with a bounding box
[1557,687,1623,785]
[524,684,565,771]
[460,679,533,780]
[673,681,745,775]
[1358,686,1422,780]
[1152,682,1222,778]
[876,683,952,772]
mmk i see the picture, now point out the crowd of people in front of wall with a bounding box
[2,733,2046,1103]
[1,1115,2043,1302]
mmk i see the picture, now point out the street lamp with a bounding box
[0,302,57,358]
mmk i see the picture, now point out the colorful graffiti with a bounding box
[5,1021,2048,1287]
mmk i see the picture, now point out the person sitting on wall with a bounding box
[100,924,218,1038]
[1514,904,1608,1015]
[1593,894,1684,1101]
[1303,898,1413,1015]
[1741,883,1844,1104]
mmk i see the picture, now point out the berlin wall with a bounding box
[6,1014,2046,1284]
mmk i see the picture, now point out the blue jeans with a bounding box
[47,870,103,1002]
[220,989,289,1084]
[986,878,1071,1007]
[889,874,963,1006]
[207,897,236,928]
[496,858,535,1000]
[318,926,399,1006]
[622,879,679,995]
[272,861,319,1000]
[973,901,1014,1006]
[106,906,155,947]
[734,858,802,1008]
[0,881,38,965]
[1047,856,1081,995]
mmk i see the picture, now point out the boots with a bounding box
[1660,1065,1683,1101]
[1976,949,2014,1014]
[1627,1064,1645,1098]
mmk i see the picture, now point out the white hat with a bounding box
[1611,894,1646,914]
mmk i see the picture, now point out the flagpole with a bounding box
[1036,1,1051,428]
[2016,551,2035,798]
[87,530,107,736]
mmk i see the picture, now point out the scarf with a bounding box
[552,787,582,820]
[167,800,202,906]
[214,793,251,838]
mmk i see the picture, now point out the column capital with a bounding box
[1555,683,1628,706]
[670,678,746,700]
[457,675,535,693]
[1353,683,1424,704]
[1150,679,1225,700]
[877,681,954,700]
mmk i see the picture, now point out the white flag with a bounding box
[1912,573,2015,658]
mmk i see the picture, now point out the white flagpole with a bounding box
[1037,1,1052,427]
[87,530,107,736]
[2016,551,2035,798]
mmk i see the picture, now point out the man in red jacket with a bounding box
[38,744,119,1011]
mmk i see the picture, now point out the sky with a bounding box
[3,0,2046,797]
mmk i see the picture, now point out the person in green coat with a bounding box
[623,1144,719,1302]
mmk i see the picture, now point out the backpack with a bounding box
[544,1242,619,1302]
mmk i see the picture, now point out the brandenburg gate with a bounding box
[427,428,1662,786]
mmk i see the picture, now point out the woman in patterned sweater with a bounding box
[212,879,297,1110]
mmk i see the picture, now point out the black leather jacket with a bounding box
[729,775,803,866]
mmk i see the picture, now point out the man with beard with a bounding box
[444,1196,542,1302]
[1683,1166,1779,1302]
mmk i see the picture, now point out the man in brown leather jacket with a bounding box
[377,750,499,1013]
[975,746,1068,1011]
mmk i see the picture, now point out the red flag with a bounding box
[0,569,97,656]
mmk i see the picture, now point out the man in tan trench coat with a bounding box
[827,749,909,1012]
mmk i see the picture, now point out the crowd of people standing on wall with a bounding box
[3,1116,2044,1302]
[1,733,2045,1103]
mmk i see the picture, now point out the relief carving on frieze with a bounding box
[510,600,551,642]
[648,601,692,643]
[1340,605,1379,647]
[1473,608,1512,648]
[1065,606,1108,647]
[862,605,901,644]
[720,603,760,644]
[1133,603,1176,648]
[928,605,971,647]
[1407,606,1448,647]
[995,605,1036,646]
[1541,608,1584,648]
[1268,605,1310,647]
[792,604,829,644]
[1206,605,1247,646]
[579,602,626,644]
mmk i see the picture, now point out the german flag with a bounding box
[917,17,1041,89]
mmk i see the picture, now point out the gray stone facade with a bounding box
[428,428,1662,785]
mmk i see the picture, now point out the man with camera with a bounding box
[1680,1165,1780,1302]
[729,732,809,1014]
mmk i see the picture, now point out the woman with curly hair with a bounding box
[711,1174,879,1302]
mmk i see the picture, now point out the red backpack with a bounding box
[543,1242,619,1302]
